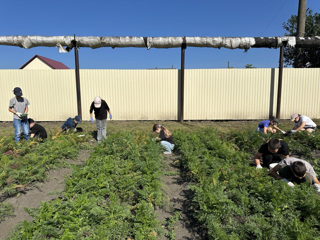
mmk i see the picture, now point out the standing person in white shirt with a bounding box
[290,113,317,133]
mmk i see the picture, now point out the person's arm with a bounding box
[270,164,295,187]
[314,177,320,185]
[269,164,282,179]
[272,125,285,133]
[158,130,165,140]
[89,103,94,115]
[29,126,35,138]
[278,154,289,159]
[9,107,22,116]
[24,105,28,114]
[294,121,306,132]
[8,107,16,114]
[263,126,268,134]
[89,103,94,122]
[253,152,263,166]
[104,101,112,119]
[278,141,290,160]
[278,143,289,159]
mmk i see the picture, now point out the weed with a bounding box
[0,202,14,221]
[165,211,182,240]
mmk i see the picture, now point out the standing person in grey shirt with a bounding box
[8,87,30,142]
[89,96,112,142]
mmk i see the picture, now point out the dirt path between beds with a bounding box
[0,150,90,240]
[156,154,204,240]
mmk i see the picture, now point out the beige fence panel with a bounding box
[0,70,77,122]
[184,69,280,120]
[0,69,178,121]
[280,68,320,119]
[0,68,319,121]
[80,69,178,120]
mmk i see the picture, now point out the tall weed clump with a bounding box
[174,128,320,240]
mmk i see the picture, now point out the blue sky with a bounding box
[1,0,319,69]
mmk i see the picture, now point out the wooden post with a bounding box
[297,0,307,37]
[72,35,82,119]
[180,37,186,122]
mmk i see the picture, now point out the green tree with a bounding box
[283,9,320,68]
[244,64,256,68]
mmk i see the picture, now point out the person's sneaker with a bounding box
[163,151,172,155]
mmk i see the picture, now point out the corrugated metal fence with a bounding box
[1,68,319,121]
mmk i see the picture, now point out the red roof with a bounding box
[20,55,69,69]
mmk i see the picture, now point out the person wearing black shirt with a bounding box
[90,96,112,142]
[253,138,289,169]
[153,124,174,154]
[28,118,47,140]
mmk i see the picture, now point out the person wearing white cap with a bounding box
[8,87,30,142]
[290,113,317,133]
[89,96,112,142]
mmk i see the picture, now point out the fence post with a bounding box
[72,35,82,119]
[180,37,186,122]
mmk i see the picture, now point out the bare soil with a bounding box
[156,154,204,240]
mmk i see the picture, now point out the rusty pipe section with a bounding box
[1,36,320,51]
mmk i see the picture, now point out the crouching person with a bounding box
[269,157,320,192]
[290,113,317,133]
[257,116,285,134]
[153,124,174,155]
[61,115,82,133]
[254,138,289,169]
[28,118,47,140]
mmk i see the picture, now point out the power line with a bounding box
[260,0,289,35]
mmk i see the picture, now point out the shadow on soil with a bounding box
[157,154,208,240]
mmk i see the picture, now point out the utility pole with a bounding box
[296,0,307,67]
[297,0,307,37]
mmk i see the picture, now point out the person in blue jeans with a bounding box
[8,87,30,142]
[153,124,174,154]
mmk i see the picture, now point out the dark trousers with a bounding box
[262,154,282,168]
